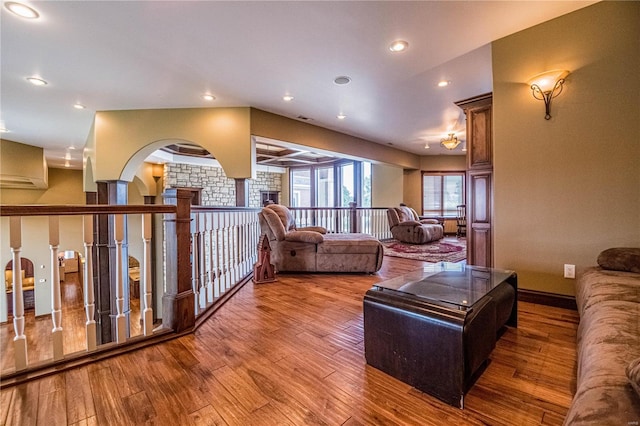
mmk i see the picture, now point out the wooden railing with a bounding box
[0,204,175,381]
[289,206,392,240]
[190,206,261,319]
[0,195,389,385]
[0,190,260,384]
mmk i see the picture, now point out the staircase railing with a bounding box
[0,195,389,386]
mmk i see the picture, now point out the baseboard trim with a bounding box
[518,289,577,311]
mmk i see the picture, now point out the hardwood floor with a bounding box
[1,273,142,373]
[0,257,580,425]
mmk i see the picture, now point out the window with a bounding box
[422,172,465,216]
[289,161,371,207]
[291,169,311,207]
[362,162,371,207]
[339,162,354,207]
[316,166,334,207]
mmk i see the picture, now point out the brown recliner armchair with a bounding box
[387,205,444,244]
[258,204,383,273]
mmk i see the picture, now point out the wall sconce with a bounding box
[440,133,461,150]
[151,163,164,182]
[528,69,570,120]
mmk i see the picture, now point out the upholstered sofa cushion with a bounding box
[299,226,327,234]
[627,357,640,398]
[597,247,640,273]
[285,230,324,244]
[566,266,640,426]
[261,207,287,240]
[258,205,383,273]
[387,207,443,245]
[575,267,640,315]
[564,378,640,425]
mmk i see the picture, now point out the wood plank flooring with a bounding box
[0,256,580,425]
[1,273,142,373]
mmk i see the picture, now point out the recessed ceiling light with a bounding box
[74,103,86,110]
[337,113,346,120]
[283,95,294,102]
[437,80,451,87]
[389,40,409,53]
[0,127,9,133]
[202,94,215,101]
[26,76,47,86]
[5,2,39,19]
[334,76,351,85]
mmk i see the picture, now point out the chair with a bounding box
[258,204,383,273]
[386,205,443,244]
[456,205,466,238]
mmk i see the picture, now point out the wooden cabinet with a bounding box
[456,93,493,267]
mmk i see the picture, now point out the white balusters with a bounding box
[190,213,200,315]
[231,214,239,285]
[49,216,64,360]
[212,213,221,298]
[223,212,232,290]
[113,214,127,343]
[205,213,215,303]
[197,213,207,310]
[10,216,27,371]
[141,213,153,336]
[83,215,97,350]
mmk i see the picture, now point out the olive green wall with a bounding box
[492,1,640,295]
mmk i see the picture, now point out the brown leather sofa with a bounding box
[387,205,444,244]
[258,204,383,273]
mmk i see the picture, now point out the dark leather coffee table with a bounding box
[363,262,517,408]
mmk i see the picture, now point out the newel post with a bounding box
[349,202,358,233]
[162,188,195,332]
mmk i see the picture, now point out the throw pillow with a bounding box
[597,247,640,273]
[626,357,640,398]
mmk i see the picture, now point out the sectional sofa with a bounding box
[564,248,640,425]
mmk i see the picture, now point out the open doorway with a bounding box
[4,258,35,315]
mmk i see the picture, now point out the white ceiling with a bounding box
[1,1,597,169]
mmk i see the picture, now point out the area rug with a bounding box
[381,238,466,263]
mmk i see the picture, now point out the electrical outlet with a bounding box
[564,264,575,279]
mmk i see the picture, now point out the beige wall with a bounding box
[402,170,422,212]
[402,155,466,213]
[1,168,86,319]
[250,108,421,170]
[88,107,253,182]
[1,139,48,189]
[1,168,84,205]
[371,164,404,207]
[492,1,640,295]
[420,155,466,172]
